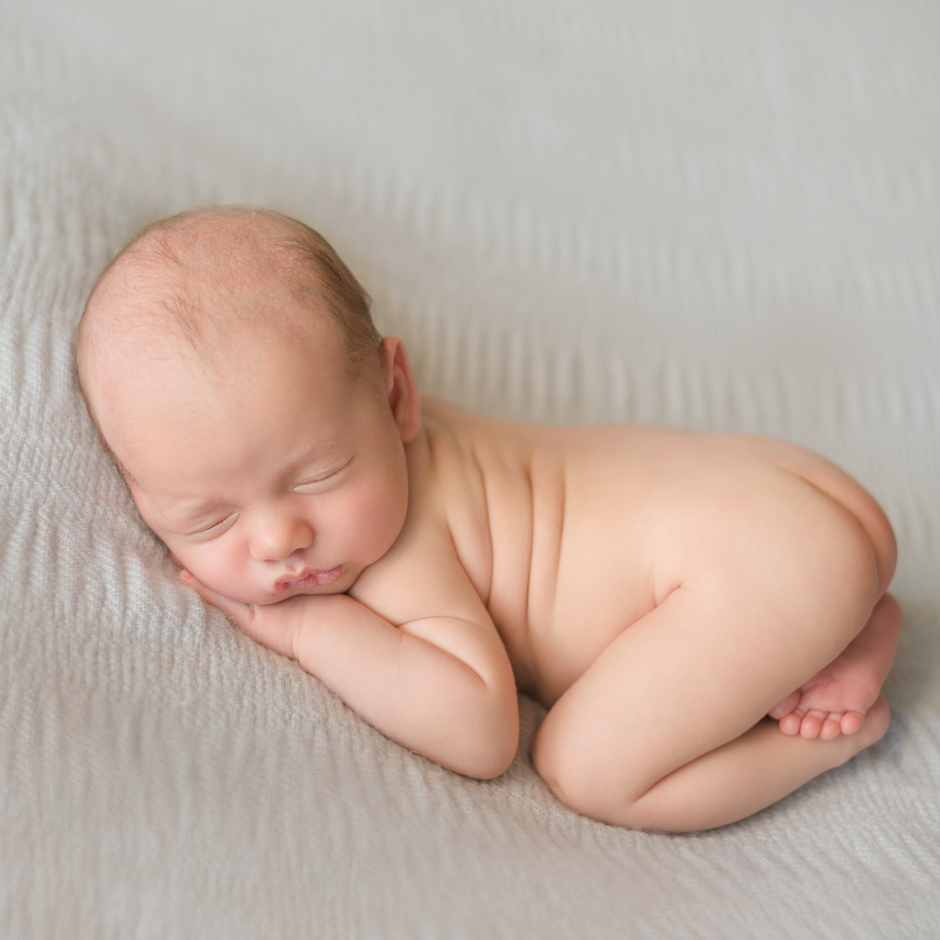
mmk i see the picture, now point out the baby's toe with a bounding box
[840,711,865,736]
[819,714,844,740]
[799,709,827,739]
[769,691,801,720]
[777,712,803,736]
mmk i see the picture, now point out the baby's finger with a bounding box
[179,570,255,629]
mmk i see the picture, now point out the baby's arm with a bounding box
[181,546,519,780]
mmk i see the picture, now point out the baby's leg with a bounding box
[531,580,890,833]
[769,594,902,740]
[616,698,889,831]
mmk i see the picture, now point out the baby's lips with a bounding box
[273,565,343,592]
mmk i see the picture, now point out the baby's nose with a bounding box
[249,514,314,562]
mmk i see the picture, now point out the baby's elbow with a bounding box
[459,698,520,780]
[480,721,520,779]
[466,738,518,781]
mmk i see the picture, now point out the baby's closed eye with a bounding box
[179,511,239,538]
[292,457,353,492]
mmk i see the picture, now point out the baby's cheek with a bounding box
[357,486,408,558]
[182,543,243,598]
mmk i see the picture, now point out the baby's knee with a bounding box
[538,766,628,827]
[532,729,643,827]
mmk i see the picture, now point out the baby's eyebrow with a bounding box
[292,438,343,466]
[282,441,351,480]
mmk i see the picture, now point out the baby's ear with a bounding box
[381,336,421,444]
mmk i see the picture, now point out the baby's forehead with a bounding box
[93,223,334,358]
[88,289,353,463]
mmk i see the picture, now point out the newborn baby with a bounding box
[75,206,903,832]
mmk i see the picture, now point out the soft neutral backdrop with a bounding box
[1,2,938,937]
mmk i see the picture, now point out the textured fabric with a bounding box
[1,2,939,937]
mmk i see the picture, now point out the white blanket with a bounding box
[2,1,939,936]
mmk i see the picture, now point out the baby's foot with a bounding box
[769,594,903,740]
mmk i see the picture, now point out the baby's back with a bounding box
[419,397,896,708]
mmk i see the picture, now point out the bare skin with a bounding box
[78,209,902,832]
[769,593,901,740]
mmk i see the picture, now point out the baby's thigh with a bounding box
[533,539,877,811]
[530,592,765,806]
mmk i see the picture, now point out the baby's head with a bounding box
[76,206,421,605]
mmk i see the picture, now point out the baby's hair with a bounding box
[75,206,383,476]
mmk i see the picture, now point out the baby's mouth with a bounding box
[273,566,342,593]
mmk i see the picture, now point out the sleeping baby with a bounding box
[75,206,903,832]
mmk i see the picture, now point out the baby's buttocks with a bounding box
[538,426,893,706]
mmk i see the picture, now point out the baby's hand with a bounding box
[179,569,303,659]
